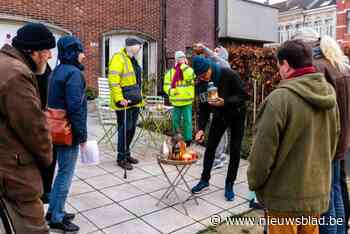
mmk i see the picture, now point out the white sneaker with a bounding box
[213,160,224,170]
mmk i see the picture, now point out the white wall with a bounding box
[219,0,279,42]
[0,20,67,68]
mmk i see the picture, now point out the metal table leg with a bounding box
[156,162,189,215]
[156,161,200,216]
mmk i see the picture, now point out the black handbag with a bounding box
[122,84,142,104]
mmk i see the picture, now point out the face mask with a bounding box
[126,45,141,57]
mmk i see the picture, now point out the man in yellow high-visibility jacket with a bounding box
[108,37,144,170]
[163,51,196,145]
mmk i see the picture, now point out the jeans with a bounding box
[172,105,192,142]
[48,145,79,223]
[116,107,139,161]
[340,159,350,232]
[320,160,346,234]
[201,109,246,184]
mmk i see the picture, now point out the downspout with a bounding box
[160,0,167,82]
[215,0,219,46]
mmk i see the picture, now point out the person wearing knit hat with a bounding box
[108,37,144,171]
[12,22,56,75]
[193,44,231,170]
[0,22,55,233]
[191,55,248,202]
[163,51,195,145]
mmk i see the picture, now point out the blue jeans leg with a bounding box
[320,160,346,234]
[48,145,79,223]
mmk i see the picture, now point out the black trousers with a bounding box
[40,148,57,195]
[201,110,246,184]
[341,159,350,231]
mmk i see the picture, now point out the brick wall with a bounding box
[0,0,162,88]
[166,0,216,68]
[337,1,350,47]
[0,0,216,88]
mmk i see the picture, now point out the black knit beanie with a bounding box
[12,23,56,51]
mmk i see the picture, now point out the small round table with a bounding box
[156,156,200,216]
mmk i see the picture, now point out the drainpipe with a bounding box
[215,0,219,46]
[160,0,167,79]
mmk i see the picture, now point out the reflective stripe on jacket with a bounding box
[108,48,144,110]
[163,64,196,106]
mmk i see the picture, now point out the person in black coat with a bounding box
[191,55,248,201]
[37,64,58,205]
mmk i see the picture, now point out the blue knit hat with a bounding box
[192,55,210,76]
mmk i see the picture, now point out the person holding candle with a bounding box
[193,43,230,170]
[191,55,248,201]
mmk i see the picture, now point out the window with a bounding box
[286,25,293,40]
[347,11,350,34]
[314,20,322,35]
[304,21,312,28]
[278,26,284,43]
[325,18,334,37]
[142,41,149,78]
[104,38,109,76]
[296,23,302,31]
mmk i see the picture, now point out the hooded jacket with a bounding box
[248,72,340,215]
[0,44,52,219]
[48,36,87,145]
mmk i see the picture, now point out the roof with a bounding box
[242,0,280,9]
[272,0,335,12]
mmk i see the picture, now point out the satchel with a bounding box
[122,84,142,104]
[45,108,73,146]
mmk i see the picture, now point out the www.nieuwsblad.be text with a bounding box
[209,214,344,227]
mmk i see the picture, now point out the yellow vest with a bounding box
[108,48,144,110]
[163,64,196,107]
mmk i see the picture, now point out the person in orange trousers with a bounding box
[267,212,320,234]
[247,39,339,234]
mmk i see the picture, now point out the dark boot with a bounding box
[127,156,139,164]
[49,219,79,233]
[46,212,75,222]
[117,160,133,170]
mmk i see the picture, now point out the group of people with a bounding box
[248,29,350,234]
[1,21,350,234]
[108,28,350,234]
[108,39,248,202]
[0,23,87,233]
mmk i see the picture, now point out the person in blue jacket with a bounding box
[46,35,87,233]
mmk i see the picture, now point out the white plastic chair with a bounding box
[97,77,117,151]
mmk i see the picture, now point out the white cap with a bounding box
[292,27,320,42]
[175,51,186,61]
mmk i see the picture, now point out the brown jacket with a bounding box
[314,57,350,160]
[0,45,52,218]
